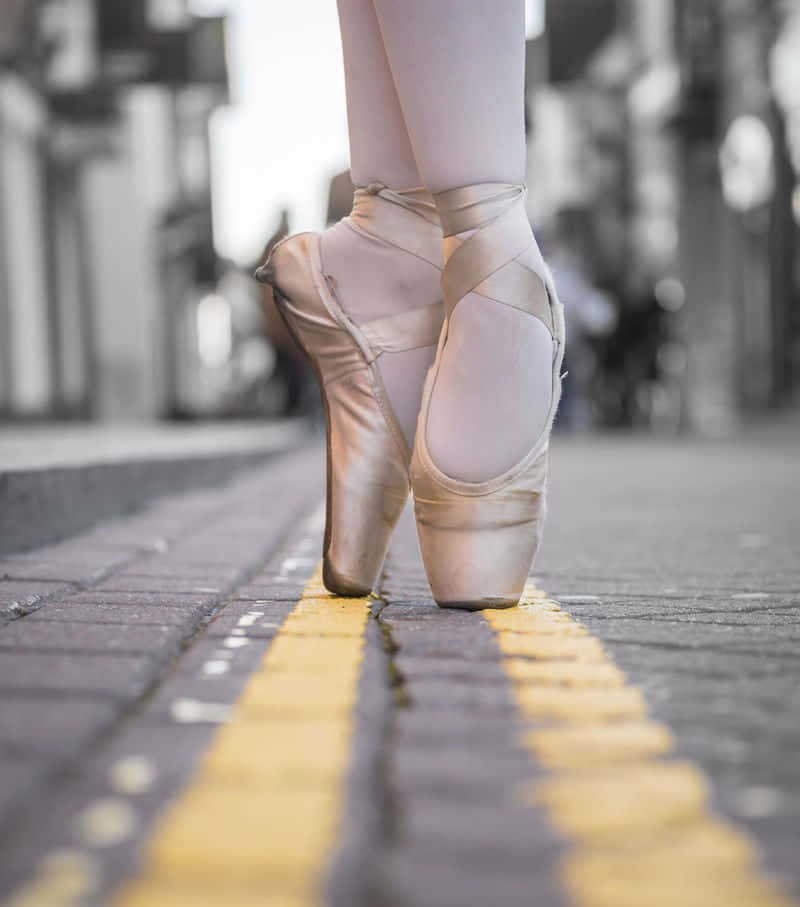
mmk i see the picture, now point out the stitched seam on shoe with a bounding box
[366,360,411,464]
[321,364,370,389]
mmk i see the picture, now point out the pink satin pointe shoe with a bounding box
[410,183,565,610]
[255,184,443,596]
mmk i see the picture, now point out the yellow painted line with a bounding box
[485,583,797,907]
[112,566,371,907]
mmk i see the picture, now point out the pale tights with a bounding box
[323,0,553,479]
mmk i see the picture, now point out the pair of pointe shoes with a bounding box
[255,182,565,610]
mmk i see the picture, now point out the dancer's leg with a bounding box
[373,0,554,481]
[321,0,442,448]
[336,0,420,188]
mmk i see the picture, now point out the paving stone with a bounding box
[0,759,51,826]
[166,535,271,557]
[575,617,800,655]
[0,653,156,698]
[724,812,800,898]
[30,720,223,902]
[401,677,517,714]
[395,798,561,867]
[383,847,566,907]
[0,559,115,584]
[91,719,216,785]
[1,541,129,566]
[90,575,229,595]
[559,599,800,622]
[637,669,799,708]
[251,565,320,585]
[71,523,186,550]
[388,625,503,660]
[157,553,266,572]
[143,656,272,718]
[110,564,245,582]
[234,582,307,602]
[327,618,391,907]
[167,633,277,677]
[394,653,509,683]
[392,709,533,752]
[62,590,216,608]
[14,719,222,895]
[0,580,72,606]
[203,607,291,638]
[0,697,119,759]
[0,621,185,653]
[24,601,206,626]
[391,743,532,802]
[380,600,467,619]
[587,641,791,680]
[209,599,296,621]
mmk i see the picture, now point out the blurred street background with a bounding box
[0,0,798,431]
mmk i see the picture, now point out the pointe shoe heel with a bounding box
[256,186,443,596]
[410,183,565,610]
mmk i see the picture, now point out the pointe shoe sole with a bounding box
[436,598,518,612]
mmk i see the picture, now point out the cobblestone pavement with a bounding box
[0,434,798,906]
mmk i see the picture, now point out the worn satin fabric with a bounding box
[410,182,565,608]
[257,188,444,596]
[437,183,553,331]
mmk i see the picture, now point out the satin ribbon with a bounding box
[433,182,553,333]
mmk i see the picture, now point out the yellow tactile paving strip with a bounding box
[112,568,371,907]
[485,582,797,907]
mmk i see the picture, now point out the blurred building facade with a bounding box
[535,0,800,432]
[3,1,798,431]
[0,0,228,420]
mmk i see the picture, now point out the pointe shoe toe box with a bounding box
[411,448,548,609]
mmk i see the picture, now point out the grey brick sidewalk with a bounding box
[0,443,325,885]
[538,435,800,891]
[0,431,798,906]
[377,531,567,907]
[370,433,800,905]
